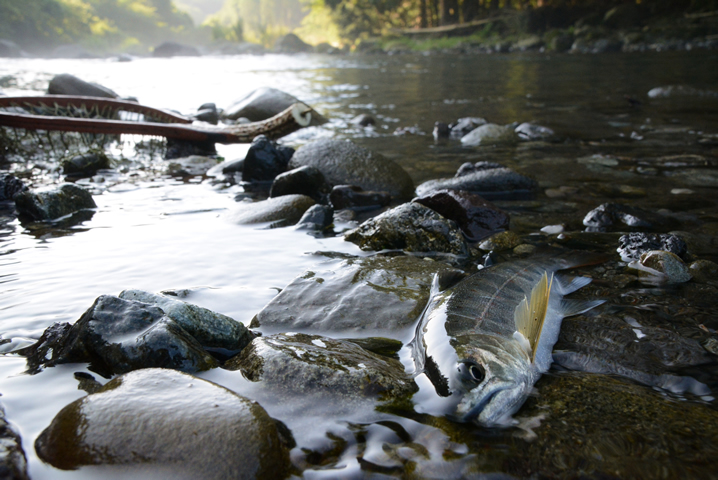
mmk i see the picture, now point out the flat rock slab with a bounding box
[35,368,291,479]
[288,139,415,200]
[250,255,464,338]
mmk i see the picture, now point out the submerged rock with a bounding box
[35,369,291,479]
[478,230,521,252]
[152,41,200,57]
[617,232,687,262]
[460,123,517,146]
[415,164,537,200]
[226,194,316,227]
[583,203,678,232]
[62,152,111,177]
[118,290,255,354]
[0,174,26,201]
[250,255,464,337]
[344,202,467,255]
[269,166,330,202]
[414,189,509,242]
[689,259,718,284]
[288,139,414,200]
[242,135,293,183]
[223,87,302,122]
[22,295,218,377]
[0,404,28,480]
[515,122,555,141]
[225,333,417,400]
[14,183,96,221]
[449,117,487,138]
[635,250,692,285]
[329,185,391,210]
[47,73,118,98]
[648,85,718,99]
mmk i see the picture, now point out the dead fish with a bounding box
[408,252,605,427]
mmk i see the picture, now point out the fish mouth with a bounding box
[455,380,524,427]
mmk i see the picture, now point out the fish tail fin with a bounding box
[561,298,605,317]
[555,250,610,270]
[514,271,554,363]
[555,274,592,295]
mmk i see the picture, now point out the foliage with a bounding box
[204,0,305,45]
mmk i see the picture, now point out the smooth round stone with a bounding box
[226,194,316,227]
[541,224,564,234]
[689,260,718,284]
[478,231,521,252]
[639,250,692,284]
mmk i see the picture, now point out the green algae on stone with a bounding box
[35,369,292,479]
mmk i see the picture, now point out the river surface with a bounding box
[1,51,718,479]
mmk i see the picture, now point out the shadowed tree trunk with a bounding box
[463,0,480,22]
[440,0,460,25]
[420,0,428,27]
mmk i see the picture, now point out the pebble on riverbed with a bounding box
[35,368,292,479]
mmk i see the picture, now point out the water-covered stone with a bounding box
[350,114,375,127]
[344,202,467,255]
[515,122,555,141]
[460,123,517,146]
[22,295,218,377]
[637,250,692,285]
[329,185,391,210]
[477,230,521,252]
[0,404,28,480]
[415,164,538,200]
[152,41,200,57]
[61,152,111,177]
[47,73,118,98]
[222,87,301,121]
[295,204,333,231]
[670,168,718,187]
[617,232,687,262]
[0,174,26,201]
[269,166,330,202]
[35,369,291,479]
[14,183,96,221]
[274,33,313,53]
[689,259,718,284]
[583,203,678,232]
[414,189,509,242]
[449,117,487,138]
[288,139,415,200]
[118,290,255,354]
[165,155,219,177]
[250,255,464,337]
[242,135,293,183]
[227,194,316,227]
[647,85,718,99]
[225,333,417,400]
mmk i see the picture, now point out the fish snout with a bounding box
[456,379,528,427]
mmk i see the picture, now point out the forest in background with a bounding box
[0,0,716,53]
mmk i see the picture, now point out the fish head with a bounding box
[451,338,536,427]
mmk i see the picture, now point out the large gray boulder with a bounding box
[14,183,97,221]
[250,255,464,337]
[288,139,415,200]
[47,73,118,98]
[35,368,292,479]
[222,87,301,121]
[344,202,468,255]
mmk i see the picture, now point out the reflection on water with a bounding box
[1,50,718,479]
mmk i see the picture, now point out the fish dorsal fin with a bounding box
[514,272,554,363]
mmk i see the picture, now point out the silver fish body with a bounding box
[409,253,604,426]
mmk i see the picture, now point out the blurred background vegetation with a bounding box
[0,0,715,53]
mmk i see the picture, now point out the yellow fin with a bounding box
[514,272,554,362]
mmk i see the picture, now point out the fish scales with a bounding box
[409,252,605,427]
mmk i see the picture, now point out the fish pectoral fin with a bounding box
[514,272,553,363]
[560,298,605,317]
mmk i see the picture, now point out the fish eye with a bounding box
[469,364,485,383]
[458,361,485,385]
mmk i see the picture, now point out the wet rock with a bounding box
[0,404,29,480]
[0,39,26,58]
[250,255,464,337]
[514,122,555,141]
[242,135,293,183]
[393,125,424,136]
[22,295,218,377]
[14,183,96,221]
[47,73,118,98]
[689,260,718,284]
[513,244,536,255]
[455,161,504,177]
[670,169,718,188]
[269,166,330,203]
[227,194,316,227]
[549,33,574,52]
[219,157,245,174]
[478,231,521,252]
[61,152,110,177]
[433,122,450,140]
[118,290,255,355]
[514,35,544,51]
[616,232,687,262]
[635,250,692,285]
[165,155,219,177]
[648,85,718,99]
[0,174,26,201]
[344,202,467,255]
[591,38,623,53]
[274,33,313,53]
[583,203,678,232]
[225,333,417,400]
[414,189,509,242]
[460,123,517,146]
[191,102,219,124]
[351,114,376,127]
[295,204,333,231]
[288,139,415,200]
[222,87,301,122]
[329,185,391,210]
[35,368,291,479]
[152,41,200,57]
[416,164,538,200]
[449,117,487,138]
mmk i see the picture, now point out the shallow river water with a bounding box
[1,50,718,479]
